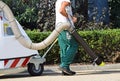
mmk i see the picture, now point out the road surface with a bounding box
[0,63,120,81]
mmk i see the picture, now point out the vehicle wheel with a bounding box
[27,63,44,76]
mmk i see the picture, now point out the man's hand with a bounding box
[72,16,77,23]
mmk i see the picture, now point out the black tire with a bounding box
[27,63,44,76]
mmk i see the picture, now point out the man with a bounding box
[55,0,78,75]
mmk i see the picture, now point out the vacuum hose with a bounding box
[0,1,73,50]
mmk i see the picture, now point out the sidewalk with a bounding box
[43,63,120,81]
[44,63,120,72]
[1,63,120,81]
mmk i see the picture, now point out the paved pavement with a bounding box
[0,63,120,81]
[45,63,120,72]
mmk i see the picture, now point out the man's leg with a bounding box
[64,31,79,69]
[58,31,69,69]
[58,30,78,75]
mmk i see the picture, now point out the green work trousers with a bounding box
[58,30,79,69]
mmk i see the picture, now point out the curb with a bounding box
[44,63,120,72]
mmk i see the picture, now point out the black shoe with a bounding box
[58,66,76,75]
[62,70,76,75]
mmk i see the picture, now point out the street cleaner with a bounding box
[55,0,79,75]
[55,0,105,76]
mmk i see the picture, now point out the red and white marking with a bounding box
[4,57,31,68]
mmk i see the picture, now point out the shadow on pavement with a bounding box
[0,69,120,79]
[0,70,60,79]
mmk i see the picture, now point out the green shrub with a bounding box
[76,29,120,63]
[26,29,120,64]
[3,0,39,29]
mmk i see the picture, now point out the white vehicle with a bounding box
[0,1,75,76]
[0,8,45,76]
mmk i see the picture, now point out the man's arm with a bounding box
[59,1,70,18]
[59,1,77,23]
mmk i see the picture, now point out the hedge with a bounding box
[26,29,120,64]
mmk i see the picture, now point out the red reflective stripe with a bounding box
[10,58,20,68]
[21,57,30,67]
[4,60,9,66]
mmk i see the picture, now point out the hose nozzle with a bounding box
[93,57,105,66]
